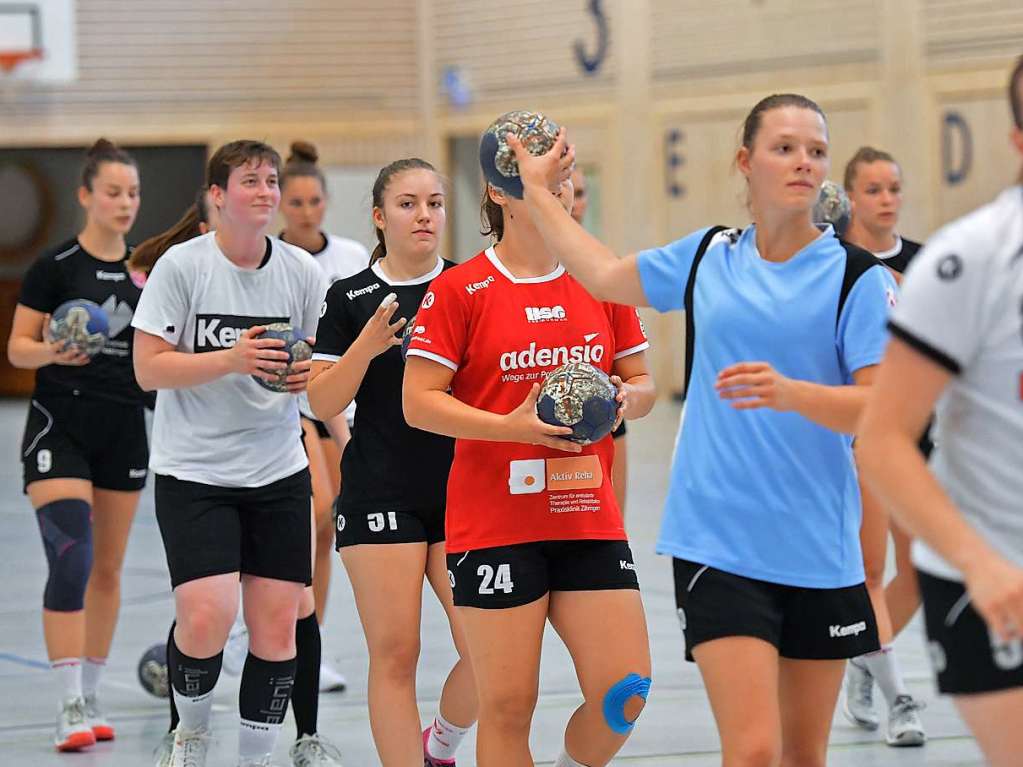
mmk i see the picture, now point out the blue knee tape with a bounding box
[36,499,93,612]
[602,673,651,734]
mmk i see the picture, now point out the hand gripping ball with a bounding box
[49,299,110,358]
[252,323,312,393]
[479,110,561,199]
[536,361,619,445]
[137,642,169,698]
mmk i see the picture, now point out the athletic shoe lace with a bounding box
[65,698,87,727]
[292,734,345,766]
[175,728,212,767]
[890,694,926,728]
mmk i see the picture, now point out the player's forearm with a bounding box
[307,347,372,421]
[7,336,55,370]
[624,374,656,419]
[788,380,868,434]
[403,387,509,442]
[135,348,233,391]
[855,430,992,576]
[521,184,620,300]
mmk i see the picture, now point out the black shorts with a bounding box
[302,415,331,441]
[335,504,445,549]
[155,469,312,589]
[673,558,879,662]
[612,420,627,439]
[448,539,639,609]
[21,393,149,492]
[918,570,1023,695]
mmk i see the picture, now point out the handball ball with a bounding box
[252,323,311,393]
[49,299,110,358]
[400,314,417,360]
[536,361,618,445]
[137,642,169,699]
[479,110,560,199]
[813,180,851,236]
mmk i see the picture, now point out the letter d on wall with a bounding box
[942,111,972,186]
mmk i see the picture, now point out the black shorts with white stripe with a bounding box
[21,391,149,492]
[918,570,1023,695]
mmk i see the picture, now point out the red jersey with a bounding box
[406,247,649,553]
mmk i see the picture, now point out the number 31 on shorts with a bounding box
[478,563,514,594]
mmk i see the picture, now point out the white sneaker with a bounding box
[290,733,345,766]
[223,620,250,677]
[886,694,926,747]
[55,696,96,752]
[842,658,879,731]
[154,730,176,767]
[84,693,115,740]
[170,724,212,767]
[318,661,347,693]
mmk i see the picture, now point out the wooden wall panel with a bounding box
[4,0,418,128]
[923,0,1023,69]
[432,0,616,107]
[651,0,881,82]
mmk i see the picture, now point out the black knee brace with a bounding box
[35,499,93,612]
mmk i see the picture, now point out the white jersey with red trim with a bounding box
[405,247,649,552]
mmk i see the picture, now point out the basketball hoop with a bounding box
[0,48,42,74]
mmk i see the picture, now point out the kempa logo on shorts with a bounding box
[347,283,381,300]
[525,305,566,323]
[829,621,868,638]
[499,333,605,371]
[128,468,147,479]
[95,270,126,282]
[465,275,495,295]
[620,560,635,571]
[336,514,346,532]
[193,314,288,352]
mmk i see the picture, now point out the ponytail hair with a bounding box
[281,140,327,193]
[369,158,437,265]
[128,187,210,274]
[81,137,137,191]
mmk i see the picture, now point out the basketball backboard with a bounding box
[0,1,76,81]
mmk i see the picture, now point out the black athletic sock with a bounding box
[167,621,179,732]
[239,653,296,759]
[168,630,223,733]
[291,613,321,737]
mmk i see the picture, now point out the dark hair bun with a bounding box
[88,137,118,157]
[288,140,319,165]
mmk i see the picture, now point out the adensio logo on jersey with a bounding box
[499,332,605,372]
[347,283,382,301]
[525,305,567,323]
[465,275,495,295]
[193,314,288,352]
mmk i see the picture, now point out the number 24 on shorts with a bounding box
[478,564,514,594]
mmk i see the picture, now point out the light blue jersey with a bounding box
[637,225,896,588]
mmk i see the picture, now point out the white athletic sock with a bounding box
[82,656,106,698]
[51,658,83,702]
[238,718,282,761]
[555,751,589,767]
[173,688,215,733]
[427,712,471,761]
[860,644,909,707]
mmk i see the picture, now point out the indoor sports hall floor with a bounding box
[0,399,986,765]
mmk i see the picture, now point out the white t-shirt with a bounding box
[132,232,328,488]
[295,233,369,424]
[889,186,1023,581]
